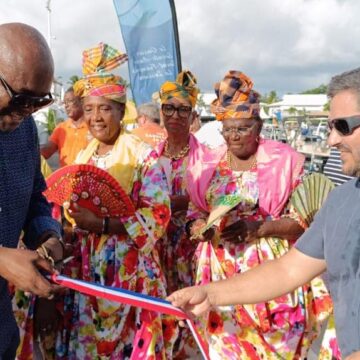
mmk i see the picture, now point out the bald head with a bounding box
[0,23,54,94]
[0,23,54,132]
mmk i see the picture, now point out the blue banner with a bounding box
[113,0,181,105]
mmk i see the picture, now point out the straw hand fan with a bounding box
[44,164,135,217]
[191,194,242,239]
[289,173,334,227]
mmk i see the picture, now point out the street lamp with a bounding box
[45,0,52,50]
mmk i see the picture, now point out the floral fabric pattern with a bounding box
[65,149,172,359]
[156,155,201,359]
[188,156,336,360]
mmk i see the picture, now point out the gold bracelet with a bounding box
[36,245,55,267]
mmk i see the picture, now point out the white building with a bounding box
[266,94,328,118]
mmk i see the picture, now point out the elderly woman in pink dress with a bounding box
[183,71,334,359]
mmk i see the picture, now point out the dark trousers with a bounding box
[0,330,19,360]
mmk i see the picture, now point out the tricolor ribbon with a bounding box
[52,274,209,359]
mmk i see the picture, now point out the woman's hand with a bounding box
[170,195,189,213]
[68,203,101,233]
[34,297,60,340]
[220,219,262,243]
[190,219,215,242]
[41,237,64,263]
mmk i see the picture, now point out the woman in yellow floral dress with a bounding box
[64,43,171,359]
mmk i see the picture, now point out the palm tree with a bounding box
[197,94,207,115]
[261,90,280,115]
[287,106,298,115]
[46,108,57,135]
[68,75,80,85]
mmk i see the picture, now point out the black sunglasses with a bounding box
[0,73,54,114]
[161,103,192,119]
[328,115,360,136]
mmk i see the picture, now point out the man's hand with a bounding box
[0,247,56,298]
[346,351,360,360]
[167,285,214,317]
[69,203,101,233]
[220,219,262,243]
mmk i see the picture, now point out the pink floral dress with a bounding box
[156,155,201,359]
[188,156,336,360]
[156,155,195,294]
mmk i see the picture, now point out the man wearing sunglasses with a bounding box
[0,23,63,359]
[168,67,360,359]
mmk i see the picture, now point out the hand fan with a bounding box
[44,164,135,217]
[191,194,242,239]
[289,173,334,227]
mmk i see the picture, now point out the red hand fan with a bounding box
[44,164,135,217]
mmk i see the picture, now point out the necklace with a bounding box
[93,149,112,169]
[227,151,257,171]
[164,140,190,160]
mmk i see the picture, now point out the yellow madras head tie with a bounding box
[159,70,199,108]
[74,42,128,104]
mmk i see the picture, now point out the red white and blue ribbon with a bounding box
[52,274,209,360]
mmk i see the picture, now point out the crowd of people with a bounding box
[0,21,359,360]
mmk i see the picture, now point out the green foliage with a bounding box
[287,106,298,115]
[301,84,327,94]
[261,90,280,115]
[261,90,280,104]
[323,101,330,111]
[46,108,57,135]
[197,93,207,114]
[68,75,80,85]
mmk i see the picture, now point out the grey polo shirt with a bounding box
[295,178,360,357]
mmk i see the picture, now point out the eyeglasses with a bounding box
[0,73,54,115]
[220,123,257,136]
[63,99,80,107]
[161,103,192,119]
[328,115,360,136]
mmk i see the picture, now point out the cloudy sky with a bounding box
[1,0,360,97]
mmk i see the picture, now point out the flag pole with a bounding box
[169,0,182,72]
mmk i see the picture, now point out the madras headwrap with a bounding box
[159,70,199,107]
[74,42,128,103]
[211,70,261,120]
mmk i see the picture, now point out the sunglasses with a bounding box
[328,115,360,136]
[161,103,192,119]
[0,73,54,115]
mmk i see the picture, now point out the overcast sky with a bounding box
[2,0,360,97]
